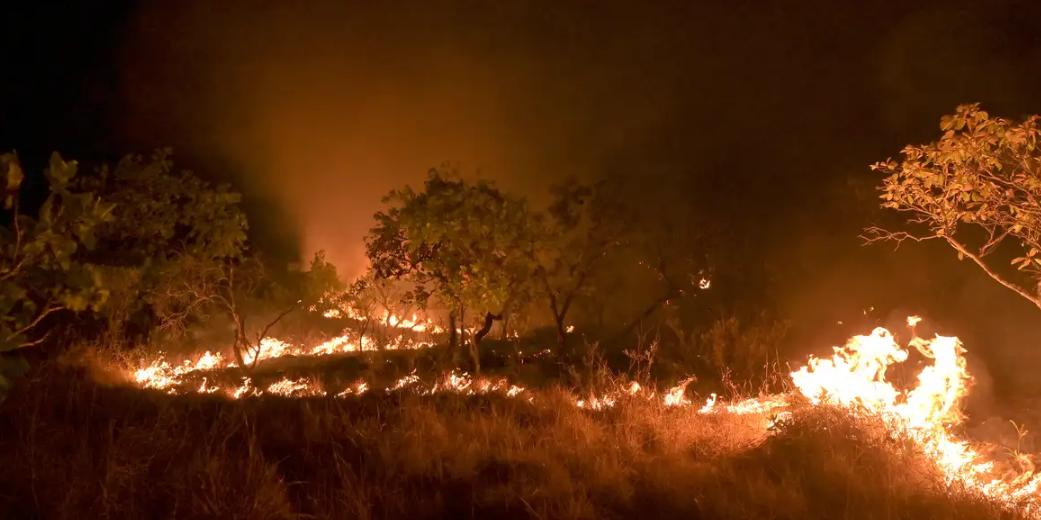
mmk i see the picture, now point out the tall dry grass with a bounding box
[0,360,1018,519]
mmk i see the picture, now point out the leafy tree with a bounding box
[867,104,1041,311]
[0,152,112,393]
[72,149,248,341]
[366,167,540,372]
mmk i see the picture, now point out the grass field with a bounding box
[0,356,1017,520]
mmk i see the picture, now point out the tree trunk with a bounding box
[448,309,458,350]
[470,312,502,375]
[553,311,568,350]
[609,291,676,346]
[231,320,246,368]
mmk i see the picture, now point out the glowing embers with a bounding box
[133,350,227,391]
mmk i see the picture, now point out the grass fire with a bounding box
[5,2,1041,519]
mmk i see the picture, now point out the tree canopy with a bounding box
[868,104,1041,311]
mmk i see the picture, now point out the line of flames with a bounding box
[127,317,1041,514]
[322,305,445,333]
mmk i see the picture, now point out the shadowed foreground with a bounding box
[0,363,1016,520]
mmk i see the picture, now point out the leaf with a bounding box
[2,153,23,210]
[45,151,77,188]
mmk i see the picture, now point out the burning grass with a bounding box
[3,320,1040,518]
[0,359,1021,519]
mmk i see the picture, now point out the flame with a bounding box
[790,325,1041,512]
[132,331,435,393]
[698,393,717,413]
[265,377,321,397]
[324,304,444,333]
[663,378,694,407]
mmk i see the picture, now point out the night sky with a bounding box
[4,1,1041,391]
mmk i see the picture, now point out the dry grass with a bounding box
[0,360,1020,520]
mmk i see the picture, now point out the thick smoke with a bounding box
[110,0,1041,391]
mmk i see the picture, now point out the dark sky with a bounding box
[4,0,1041,390]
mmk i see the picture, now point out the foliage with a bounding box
[72,149,249,340]
[75,149,247,264]
[0,152,112,394]
[332,274,429,346]
[585,176,713,345]
[868,104,1041,311]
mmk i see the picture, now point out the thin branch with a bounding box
[945,236,1041,311]
[860,227,942,249]
[249,301,301,369]
[7,303,62,342]
[14,330,53,350]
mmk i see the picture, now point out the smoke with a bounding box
[113,1,696,274]
[109,1,1041,389]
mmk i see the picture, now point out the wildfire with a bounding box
[122,316,1041,514]
[790,325,1041,512]
[131,332,435,396]
[323,304,443,333]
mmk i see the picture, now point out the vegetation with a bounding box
[1,153,112,391]
[5,110,1036,517]
[366,167,541,372]
[0,150,342,396]
[0,360,1014,520]
[868,103,1041,312]
[71,149,249,344]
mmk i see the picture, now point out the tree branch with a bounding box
[945,236,1041,311]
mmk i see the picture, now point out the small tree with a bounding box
[534,178,621,348]
[335,275,429,347]
[152,251,338,368]
[597,178,712,345]
[0,152,112,393]
[866,104,1041,311]
[366,167,539,372]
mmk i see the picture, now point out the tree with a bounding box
[0,152,112,393]
[866,104,1041,311]
[72,149,248,342]
[588,176,712,345]
[334,275,429,348]
[152,251,339,368]
[534,178,621,348]
[366,167,539,372]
